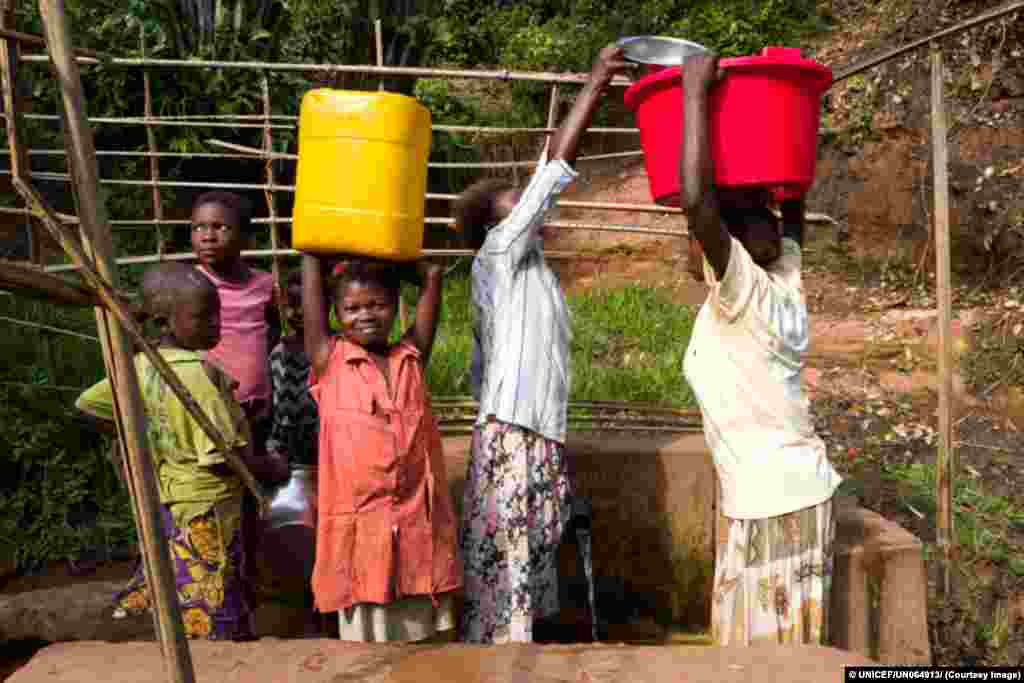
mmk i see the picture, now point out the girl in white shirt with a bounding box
[680,53,842,646]
[453,45,630,643]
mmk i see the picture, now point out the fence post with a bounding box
[0,0,39,263]
[261,73,283,317]
[931,42,955,598]
[141,25,166,258]
[37,2,195,681]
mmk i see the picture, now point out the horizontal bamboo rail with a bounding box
[0,313,98,340]
[9,113,640,135]
[18,53,638,86]
[42,247,599,272]
[2,141,644,168]
[0,380,88,392]
[0,258,99,306]
[209,139,645,167]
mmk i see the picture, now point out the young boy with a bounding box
[76,263,281,639]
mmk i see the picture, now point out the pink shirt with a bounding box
[309,339,462,612]
[199,266,275,408]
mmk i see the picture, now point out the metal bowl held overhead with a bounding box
[616,36,710,67]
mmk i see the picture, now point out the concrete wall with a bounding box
[443,433,717,630]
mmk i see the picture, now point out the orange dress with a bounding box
[309,339,462,614]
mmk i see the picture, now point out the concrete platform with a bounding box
[8,639,874,683]
[0,433,932,666]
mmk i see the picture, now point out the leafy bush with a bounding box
[0,387,136,570]
[0,297,135,570]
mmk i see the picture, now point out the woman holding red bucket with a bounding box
[677,52,842,646]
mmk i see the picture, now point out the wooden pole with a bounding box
[931,43,955,597]
[260,73,283,317]
[0,259,100,306]
[375,19,384,92]
[0,0,40,264]
[36,2,195,682]
[542,84,559,159]
[140,25,166,258]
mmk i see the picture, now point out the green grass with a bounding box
[882,460,1024,574]
[416,274,697,406]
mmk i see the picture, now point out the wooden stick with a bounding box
[42,247,595,272]
[0,259,99,306]
[140,25,166,258]
[201,138,642,167]
[931,43,955,598]
[260,73,283,317]
[36,2,194,680]
[0,25,103,58]
[0,1,39,263]
[542,84,559,159]
[0,313,99,341]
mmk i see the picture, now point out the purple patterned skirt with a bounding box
[112,497,252,640]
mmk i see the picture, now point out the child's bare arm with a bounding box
[401,261,443,365]
[548,45,631,165]
[302,253,332,377]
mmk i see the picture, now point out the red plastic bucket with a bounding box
[623,47,832,207]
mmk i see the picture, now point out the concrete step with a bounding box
[8,640,874,683]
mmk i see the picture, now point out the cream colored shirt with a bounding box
[684,236,841,520]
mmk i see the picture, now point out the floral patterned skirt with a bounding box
[112,497,252,640]
[712,497,835,646]
[459,422,572,644]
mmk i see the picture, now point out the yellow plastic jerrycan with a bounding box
[292,89,432,260]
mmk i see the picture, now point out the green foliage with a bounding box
[670,0,825,58]
[0,387,135,570]
[0,296,134,569]
[882,460,1024,569]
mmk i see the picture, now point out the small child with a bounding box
[266,270,318,467]
[76,263,280,640]
[301,254,462,642]
[190,191,282,455]
[249,270,322,633]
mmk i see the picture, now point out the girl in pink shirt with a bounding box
[302,255,462,642]
[192,191,289,621]
[191,192,282,435]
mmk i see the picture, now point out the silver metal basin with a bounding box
[266,465,318,532]
[616,36,710,66]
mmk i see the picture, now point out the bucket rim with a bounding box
[623,58,832,110]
